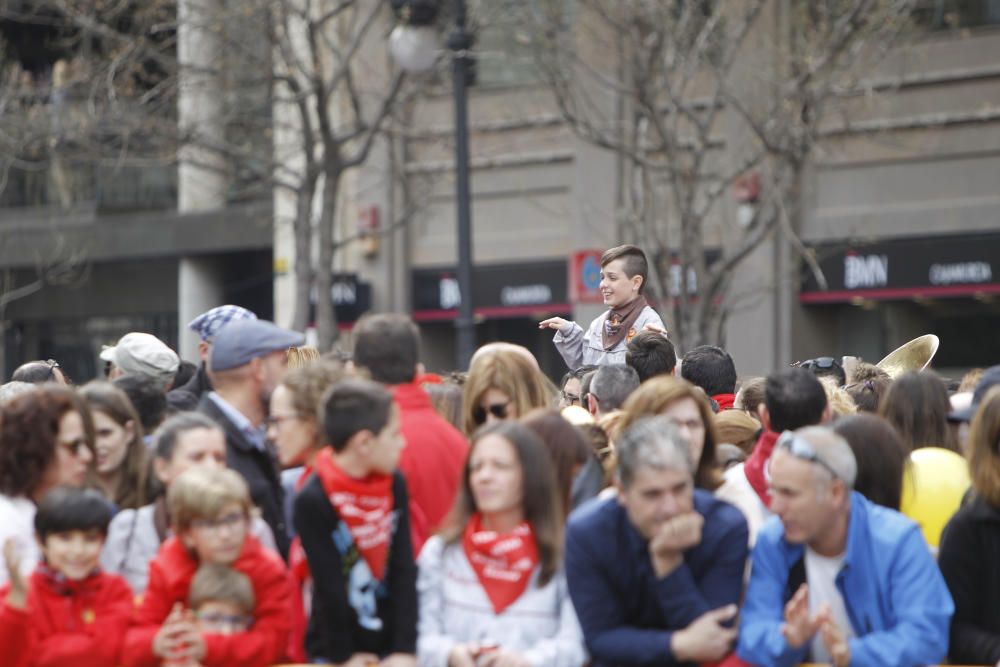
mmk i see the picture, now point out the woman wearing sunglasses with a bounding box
[0,386,95,586]
[417,421,586,667]
[461,349,555,436]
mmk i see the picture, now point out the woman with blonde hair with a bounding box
[939,386,1000,665]
[462,349,555,435]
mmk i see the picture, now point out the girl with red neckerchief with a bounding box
[416,421,587,667]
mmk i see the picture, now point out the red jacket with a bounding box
[0,568,133,667]
[121,533,293,667]
[393,383,468,555]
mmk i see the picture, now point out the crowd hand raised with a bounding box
[381,653,417,667]
[3,538,27,610]
[649,512,704,577]
[447,644,477,667]
[671,604,738,663]
[479,648,531,667]
[781,584,821,649]
[642,322,669,335]
[538,317,571,332]
[817,606,850,667]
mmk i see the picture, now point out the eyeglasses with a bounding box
[265,413,301,428]
[473,401,510,425]
[190,512,247,533]
[776,431,840,480]
[562,392,581,405]
[58,439,90,458]
[195,610,253,628]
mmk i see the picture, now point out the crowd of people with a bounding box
[0,244,998,667]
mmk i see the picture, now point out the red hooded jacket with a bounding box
[0,568,133,667]
[393,382,468,555]
[121,533,293,667]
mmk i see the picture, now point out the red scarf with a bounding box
[744,430,780,508]
[314,449,394,580]
[712,393,736,411]
[462,513,539,614]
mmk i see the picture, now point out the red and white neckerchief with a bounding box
[314,448,394,580]
[462,513,539,614]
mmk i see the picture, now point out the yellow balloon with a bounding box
[900,447,970,549]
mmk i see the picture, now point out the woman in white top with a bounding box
[417,421,586,667]
[0,385,94,586]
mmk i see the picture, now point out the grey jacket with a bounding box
[553,306,664,370]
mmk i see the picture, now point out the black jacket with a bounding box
[293,472,417,662]
[939,492,1000,664]
[167,363,213,412]
[197,394,289,558]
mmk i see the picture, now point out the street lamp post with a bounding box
[390,0,476,370]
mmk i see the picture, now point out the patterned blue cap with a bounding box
[188,305,258,342]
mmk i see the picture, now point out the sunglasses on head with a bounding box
[473,401,510,425]
[793,357,841,371]
[776,431,840,480]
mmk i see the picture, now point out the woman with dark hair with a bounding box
[0,385,94,586]
[80,382,153,511]
[522,409,596,514]
[879,370,958,452]
[417,421,586,667]
[939,387,1000,665]
[832,413,907,510]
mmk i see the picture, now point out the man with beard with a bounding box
[198,318,302,558]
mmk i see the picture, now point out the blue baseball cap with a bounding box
[209,320,304,372]
[188,305,258,343]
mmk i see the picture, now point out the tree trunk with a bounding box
[315,164,341,352]
[290,172,317,333]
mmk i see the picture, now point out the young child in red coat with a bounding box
[121,466,293,667]
[0,487,133,667]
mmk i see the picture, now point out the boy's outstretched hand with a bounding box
[538,317,571,332]
[3,537,27,609]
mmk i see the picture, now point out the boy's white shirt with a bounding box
[552,305,664,370]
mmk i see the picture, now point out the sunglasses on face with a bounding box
[473,401,510,425]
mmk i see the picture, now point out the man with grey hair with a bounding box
[565,415,748,666]
[586,364,640,418]
[738,426,954,667]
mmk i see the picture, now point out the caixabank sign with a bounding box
[800,233,1000,303]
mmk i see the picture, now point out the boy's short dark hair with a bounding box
[681,345,737,396]
[601,245,649,295]
[35,487,114,540]
[189,563,255,614]
[352,313,420,385]
[626,332,677,382]
[764,368,828,432]
[322,379,394,452]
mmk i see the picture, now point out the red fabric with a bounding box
[744,429,780,508]
[392,382,469,556]
[0,569,133,667]
[702,652,753,667]
[314,448,394,581]
[121,534,292,667]
[286,466,313,664]
[712,393,737,411]
[462,514,539,615]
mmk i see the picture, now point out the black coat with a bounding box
[939,492,1000,664]
[197,394,289,558]
[167,363,213,412]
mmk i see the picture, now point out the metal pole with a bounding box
[450,0,475,370]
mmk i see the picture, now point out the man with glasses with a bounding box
[737,426,953,667]
[558,364,597,408]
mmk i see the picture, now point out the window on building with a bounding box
[913,0,1000,30]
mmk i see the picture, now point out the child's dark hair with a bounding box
[322,379,394,452]
[189,563,255,614]
[600,244,649,294]
[35,487,114,539]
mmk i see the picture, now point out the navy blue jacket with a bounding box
[565,491,748,666]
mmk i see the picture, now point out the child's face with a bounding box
[369,404,405,475]
[39,529,104,581]
[600,258,642,309]
[195,600,252,635]
[180,502,249,565]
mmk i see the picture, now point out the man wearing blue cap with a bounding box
[168,305,258,411]
[198,318,303,559]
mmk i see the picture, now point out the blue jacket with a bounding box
[565,491,748,666]
[737,491,953,667]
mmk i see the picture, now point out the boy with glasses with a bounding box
[122,467,292,667]
[738,426,953,667]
